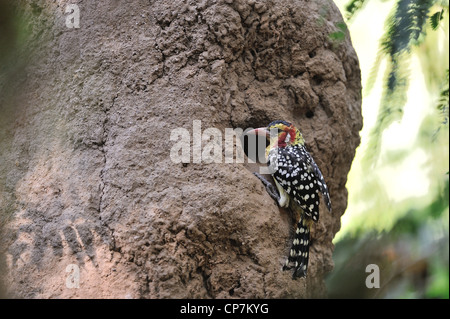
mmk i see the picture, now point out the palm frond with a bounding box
[344,0,369,21]
[381,0,435,56]
[363,54,411,168]
[363,0,437,169]
[430,9,445,30]
[364,44,384,95]
[437,69,449,124]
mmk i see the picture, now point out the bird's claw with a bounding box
[253,172,280,203]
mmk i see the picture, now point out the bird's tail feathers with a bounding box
[283,215,311,279]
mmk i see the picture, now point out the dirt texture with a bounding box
[0,0,362,298]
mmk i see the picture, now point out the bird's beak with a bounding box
[246,127,269,139]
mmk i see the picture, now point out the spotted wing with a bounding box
[268,145,323,222]
[309,156,332,212]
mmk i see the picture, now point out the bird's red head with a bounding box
[247,120,304,150]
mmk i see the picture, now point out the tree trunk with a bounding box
[0,0,362,298]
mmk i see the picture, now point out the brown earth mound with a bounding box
[0,0,362,298]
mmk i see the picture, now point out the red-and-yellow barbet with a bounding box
[247,120,331,279]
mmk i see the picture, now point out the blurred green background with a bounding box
[327,0,449,298]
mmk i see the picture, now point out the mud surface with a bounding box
[0,0,362,298]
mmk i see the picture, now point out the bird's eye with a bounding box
[284,133,291,143]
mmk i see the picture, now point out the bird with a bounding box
[247,120,331,279]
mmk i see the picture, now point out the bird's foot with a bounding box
[253,172,280,203]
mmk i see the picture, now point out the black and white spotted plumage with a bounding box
[250,120,331,279]
[268,144,331,277]
[268,145,331,221]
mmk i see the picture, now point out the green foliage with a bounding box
[363,0,444,167]
[344,0,369,20]
[342,0,449,168]
[432,69,449,139]
[328,178,449,298]
[430,9,445,29]
[333,0,449,299]
[364,54,410,168]
[329,22,348,42]
[382,0,434,56]
[426,256,450,298]
[436,69,449,125]
[329,21,349,48]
